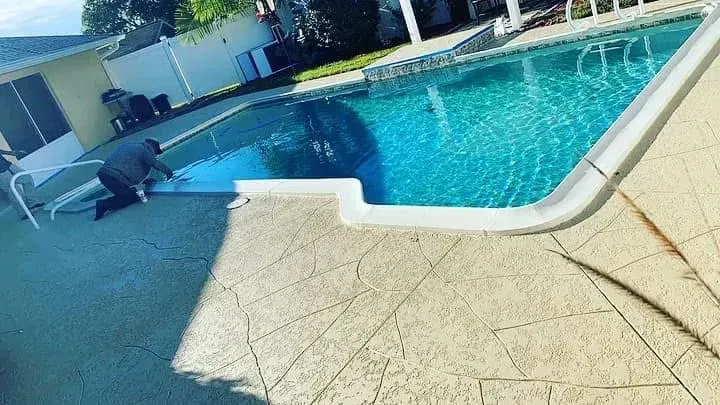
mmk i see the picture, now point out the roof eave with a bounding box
[0,34,125,77]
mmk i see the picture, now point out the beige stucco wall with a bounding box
[0,49,115,152]
[0,134,14,164]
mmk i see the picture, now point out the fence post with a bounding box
[161,36,195,102]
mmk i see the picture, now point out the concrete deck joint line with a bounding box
[268,292,364,392]
[492,309,616,331]
[249,297,356,343]
[415,232,435,268]
[672,320,720,367]
[278,200,334,260]
[365,347,686,389]
[394,312,406,360]
[309,239,462,404]
[237,301,270,404]
[76,368,85,405]
[122,345,172,362]
[161,255,225,289]
[371,358,391,404]
[308,241,318,278]
[597,226,720,274]
[355,234,412,293]
[196,353,251,380]
[680,157,720,303]
[548,233,703,404]
[238,261,359,313]
[431,268,529,377]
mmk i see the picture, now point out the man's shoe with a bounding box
[94,201,107,221]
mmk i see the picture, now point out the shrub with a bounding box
[292,0,381,64]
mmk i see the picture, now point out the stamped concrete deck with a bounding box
[4,15,720,405]
[2,53,720,404]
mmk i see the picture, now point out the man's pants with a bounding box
[98,172,140,211]
[0,165,40,218]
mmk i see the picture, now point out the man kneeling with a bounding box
[95,138,173,221]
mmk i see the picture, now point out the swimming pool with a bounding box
[160,19,700,208]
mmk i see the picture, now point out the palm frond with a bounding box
[176,0,258,44]
[584,158,720,306]
[548,249,720,359]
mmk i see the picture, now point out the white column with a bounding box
[399,0,423,44]
[506,0,522,31]
[589,0,600,25]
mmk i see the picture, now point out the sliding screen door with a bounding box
[0,73,81,183]
[13,74,71,144]
[0,83,44,153]
[0,74,71,154]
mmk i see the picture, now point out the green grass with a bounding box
[292,45,404,82]
[195,45,404,105]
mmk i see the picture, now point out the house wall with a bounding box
[0,49,115,152]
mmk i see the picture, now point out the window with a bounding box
[13,74,71,143]
[0,74,71,154]
[0,83,44,153]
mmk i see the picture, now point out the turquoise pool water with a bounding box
[161,19,700,208]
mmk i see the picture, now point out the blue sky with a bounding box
[0,0,84,37]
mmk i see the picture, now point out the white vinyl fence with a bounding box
[105,15,279,106]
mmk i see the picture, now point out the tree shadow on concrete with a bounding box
[0,194,268,404]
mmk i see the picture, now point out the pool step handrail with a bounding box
[577,36,650,78]
[10,160,104,230]
[566,0,645,31]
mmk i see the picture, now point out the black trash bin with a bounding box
[151,94,172,115]
[129,95,156,123]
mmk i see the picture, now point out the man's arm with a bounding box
[152,160,174,179]
[140,148,173,179]
[0,149,26,158]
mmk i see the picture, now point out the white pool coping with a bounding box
[56,6,720,234]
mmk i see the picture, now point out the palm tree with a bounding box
[175,0,282,43]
